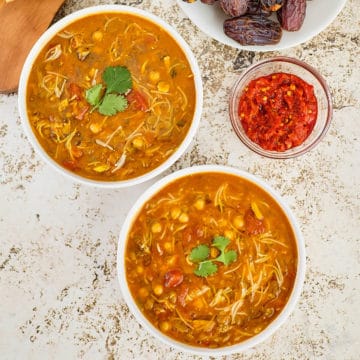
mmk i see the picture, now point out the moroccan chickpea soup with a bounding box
[123,169,300,349]
[24,9,197,182]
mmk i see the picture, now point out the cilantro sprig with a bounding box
[85,66,132,116]
[189,236,238,277]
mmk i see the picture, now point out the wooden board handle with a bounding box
[0,0,65,93]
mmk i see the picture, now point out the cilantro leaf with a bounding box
[98,94,128,116]
[213,236,237,266]
[190,236,238,278]
[85,84,103,106]
[103,66,132,95]
[84,66,132,117]
[212,236,230,251]
[217,249,237,266]
[189,244,209,262]
[194,261,218,277]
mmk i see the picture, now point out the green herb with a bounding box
[85,84,103,106]
[189,244,210,262]
[194,261,217,277]
[212,236,238,266]
[103,66,132,94]
[190,236,238,277]
[85,66,132,116]
[98,94,128,116]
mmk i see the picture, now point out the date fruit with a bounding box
[247,0,272,17]
[201,0,218,4]
[260,0,283,11]
[220,0,249,17]
[224,15,282,45]
[277,0,306,31]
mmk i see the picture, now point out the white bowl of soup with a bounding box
[18,5,202,188]
[117,165,306,355]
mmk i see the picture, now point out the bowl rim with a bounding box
[117,164,306,355]
[177,0,348,52]
[18,4,203,188]
[229,56,333,159]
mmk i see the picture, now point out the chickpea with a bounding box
[163,241,173,253]
[233,215,245,229]
[194,198,205,210]
[170,207,181,220]
[153,284,164,296]
[89,123,102,134]
[151,222,162,233]
[224,229,234,240]
[92,30,103,42]
[149,70,160,83]
[160,321,171,332]
[138,287,149,299]
[162,55,171,68]
[157,81,170,93]
[136,265,144,274]
[144,298,154,311]
[132,137,144,150]
[178,212,189,223]
[254,326,262,334]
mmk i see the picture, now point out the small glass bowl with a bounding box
[229,57,333,159]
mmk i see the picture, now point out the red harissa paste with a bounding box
[238,72,318,152]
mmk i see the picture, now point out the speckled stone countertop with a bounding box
[1,0,359,359]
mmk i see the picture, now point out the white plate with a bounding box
[177,0,347,51]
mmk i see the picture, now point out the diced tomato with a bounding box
[177,285,189,307]
[182,224,204,243]
[62,159,78,171]
[127,89,148,111]
[244,208,265,235]
[69,83,83,100]
[164,268,184,288]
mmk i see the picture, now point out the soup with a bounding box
[26,12,196,181]
[125,172,298,348]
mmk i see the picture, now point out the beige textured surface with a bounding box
[0,0,359,359]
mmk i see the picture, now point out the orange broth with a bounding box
[26,13,196,181]
[125,172,298,348]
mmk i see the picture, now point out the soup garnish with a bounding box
[125,172,298,348]
[26,12,196,181]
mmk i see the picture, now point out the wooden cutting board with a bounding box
[0,0,65,93]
